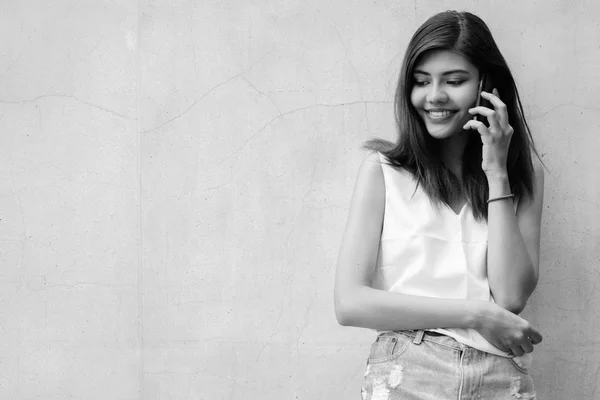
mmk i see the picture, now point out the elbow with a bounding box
[492,270,538,315]
[506,301,527,315]
[334,296,354,326]
[335,310,351,327]
[334,288,362,326]
[495,296,527,315]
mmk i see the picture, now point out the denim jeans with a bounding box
[361,330,537,400]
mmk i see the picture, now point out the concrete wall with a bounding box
[1,0,598,398]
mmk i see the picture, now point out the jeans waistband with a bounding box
[379,329,464,350]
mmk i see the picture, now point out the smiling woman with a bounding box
[334,10,544,400]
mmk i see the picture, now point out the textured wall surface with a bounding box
[1,0,599,399]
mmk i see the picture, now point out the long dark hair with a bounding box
[366,10,541,220]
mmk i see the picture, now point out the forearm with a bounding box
[336,285,483,331]
[486,174,538,313]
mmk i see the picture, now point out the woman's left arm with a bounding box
[486,162,544,314]
[465,88,545,314]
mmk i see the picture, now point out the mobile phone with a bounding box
[473,74,494,125]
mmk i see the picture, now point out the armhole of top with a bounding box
[373,151,387,200]
[370,151,385,275]
[373,151,387,241]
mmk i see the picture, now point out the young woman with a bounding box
[334,11,544,399]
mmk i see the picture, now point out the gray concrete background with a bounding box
[0,0,598,398]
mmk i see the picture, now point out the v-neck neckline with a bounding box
[445,201,468,218]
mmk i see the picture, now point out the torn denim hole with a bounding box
[510,377,537,399]
[371,377,390,400]
[388,365,403,388]
[363,364,403,400]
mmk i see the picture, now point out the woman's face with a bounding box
[410,49,480,140]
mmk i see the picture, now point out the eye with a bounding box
[413,80,429,87]
[447,80,466,86]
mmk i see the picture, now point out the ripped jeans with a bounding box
[361,330,537,400]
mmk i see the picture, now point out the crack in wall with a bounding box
[217,100,392,166]
[142,50,275,134]
[0,94,133,120]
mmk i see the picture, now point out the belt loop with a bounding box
[413,330,425,345]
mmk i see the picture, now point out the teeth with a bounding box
[428,110,454,117]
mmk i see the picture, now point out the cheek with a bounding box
[453,91,475,110]
[464,87,480,107]
[410,89,422,109]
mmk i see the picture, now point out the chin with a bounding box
[425,125,462,140]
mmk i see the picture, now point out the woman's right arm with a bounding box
[333,151,542,351]
[334,151,480,331]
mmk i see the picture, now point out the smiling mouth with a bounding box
[426,110,458,118]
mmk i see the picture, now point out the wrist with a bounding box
[485,169,508,182]
[467,301,491,330]
[486,173,510,198]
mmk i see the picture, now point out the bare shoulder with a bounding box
[363,150,383,165]
[356,151,384,188]
[531,156,545,200]
[350,151,385,211]
[533,156,545,184]
[532,157,545,180]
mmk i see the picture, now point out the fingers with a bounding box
[468,88,509,130]
[520,340,534,354]
[480,89,509,126]
[527,329,543,345]
[509,346,525,357]
[468,106,502,133]
[509,338,534,357]
[511,330,542,356]
[462,119,490,136]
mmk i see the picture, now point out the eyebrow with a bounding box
[413,69,471,76]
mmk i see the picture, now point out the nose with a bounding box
[426,83,448,104]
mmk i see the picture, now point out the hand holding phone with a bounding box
[464,74,514,176]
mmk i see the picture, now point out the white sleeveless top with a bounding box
[372,152,512,357]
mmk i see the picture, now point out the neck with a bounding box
[439,131,470,178]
